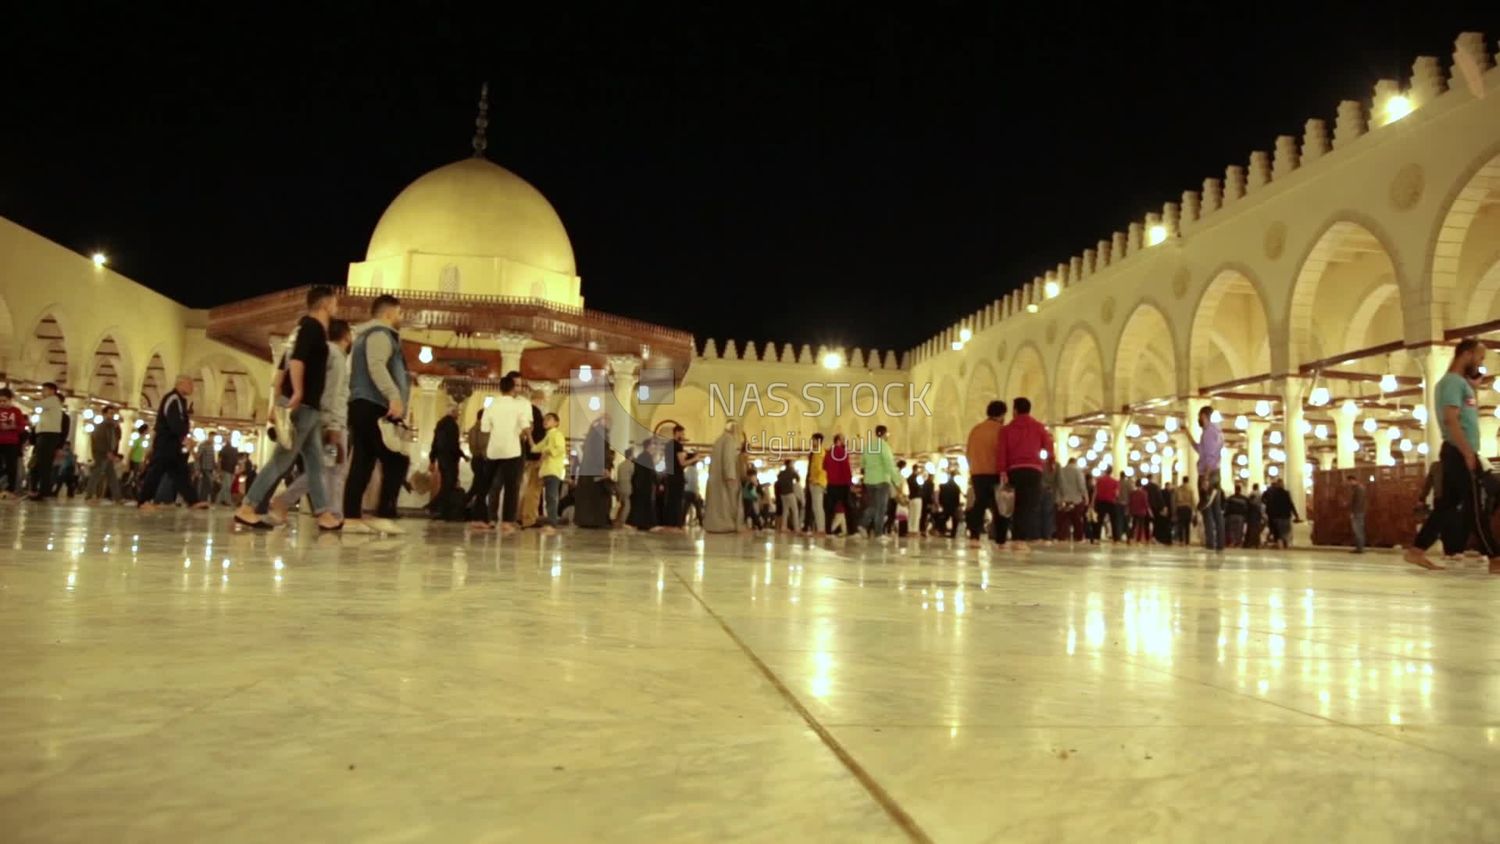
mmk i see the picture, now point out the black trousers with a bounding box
[1008,468,1042,541]
[343,399,405,519]
[436,455,462,519]
[0,443,19,493]
[972,474,1003,543]
[466,458,494,517]
[30,432,62,496]
[825,484,850,533]
[663,478,686,527]
[487,456,524,524]
[137,443,196,505]
[1415,442,1498,557]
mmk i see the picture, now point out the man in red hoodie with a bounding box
[821,433,853,535]
[0,388,27,498]
[997,397,1055,551]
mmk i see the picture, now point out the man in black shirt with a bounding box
[234,285,342,530]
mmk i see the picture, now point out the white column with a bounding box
[608,355,641,452]
[496,332,530,379]
[1481,416,1500,460]
[1054,425,1073,464]
[1109,414,1132,476]
[1318,451,1335,470]
[1281,377,1308,518]
[1246,421,1267,489]
[1219,446,1236,489]
[1414,346,1447,461]
[65,396,88,460]
[1334,399,1359,468]
[1182,397,1208,490]
[414,375,443,462]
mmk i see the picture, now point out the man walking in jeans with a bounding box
[965,400,1006,545]
[1347,475,1367,553]
[233,286,341,531]
[997,397,1055,553]
[1406,338,1500,571]
[343,295,410,535]
[1190,405,1225,552]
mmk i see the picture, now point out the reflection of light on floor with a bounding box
[1066,625,1077,656]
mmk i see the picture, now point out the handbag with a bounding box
[378,418,408,454]
[267,402,294,450]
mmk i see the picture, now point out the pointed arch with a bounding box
[1004,342,1051,422]
[964,360,1000,427]
[1287,218,1403,370]
[1431,145,1500,326]
[1113,302,1178,408]
[1188,266,1271,386]
[1056,324,1107,420]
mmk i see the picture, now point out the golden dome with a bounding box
[366,157,576,276]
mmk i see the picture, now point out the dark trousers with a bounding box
[663,479,686,527]
[466,458,494,518]
[1057,502,1087,541]
[487,456,524,524]
[1415,442,1499,557]
[344,400,405,519]
[825,484,850,533]
[1008,468,1042,541]
[136,443,197,505]
[1095,501,1120,540]
[0,443,19,493]
[972,474,1003,543]
[30,432,62,496]
[1175,506,1193,544]
[685,491,704,527]
[436,455,461,520]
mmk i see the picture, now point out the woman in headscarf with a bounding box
[627,436,661,531]
[571,415,613,528]
[703,420,744,533]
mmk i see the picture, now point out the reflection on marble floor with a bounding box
[1,504,1499,841]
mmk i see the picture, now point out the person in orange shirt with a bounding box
[964,400,1006,544]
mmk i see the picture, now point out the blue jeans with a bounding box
[245,406,327,515]
[860,483,891,536]
[1202,497,1224,550]
[542,475,561,526]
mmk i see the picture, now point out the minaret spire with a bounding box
[471,82,490,158]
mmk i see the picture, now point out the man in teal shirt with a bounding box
[858,425,900,543]
[1406,338,1499,571]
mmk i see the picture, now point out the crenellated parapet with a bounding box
[694,338,906,370]
[907,30,1496,368]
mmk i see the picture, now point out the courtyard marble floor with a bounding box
[1,503,1499,842]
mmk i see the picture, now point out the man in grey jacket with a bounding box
[342,295,410,534]
[1055,456,1088,542]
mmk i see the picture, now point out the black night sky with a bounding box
[4,4,1497,352]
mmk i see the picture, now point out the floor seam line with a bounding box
[668,567,933,844]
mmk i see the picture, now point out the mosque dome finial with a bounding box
[472,82,490,158]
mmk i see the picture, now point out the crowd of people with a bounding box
[9,309,1493,569]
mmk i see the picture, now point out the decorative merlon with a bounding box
[1302,119,1328,162]
[1181,191,1199,228]
[1225,165,1246,203]
[1411,56,1444,106]
[1333,100,1365,149]
[1202,178,1222,214]
[1273,136,1299,179]
[1247,151,1270,192]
